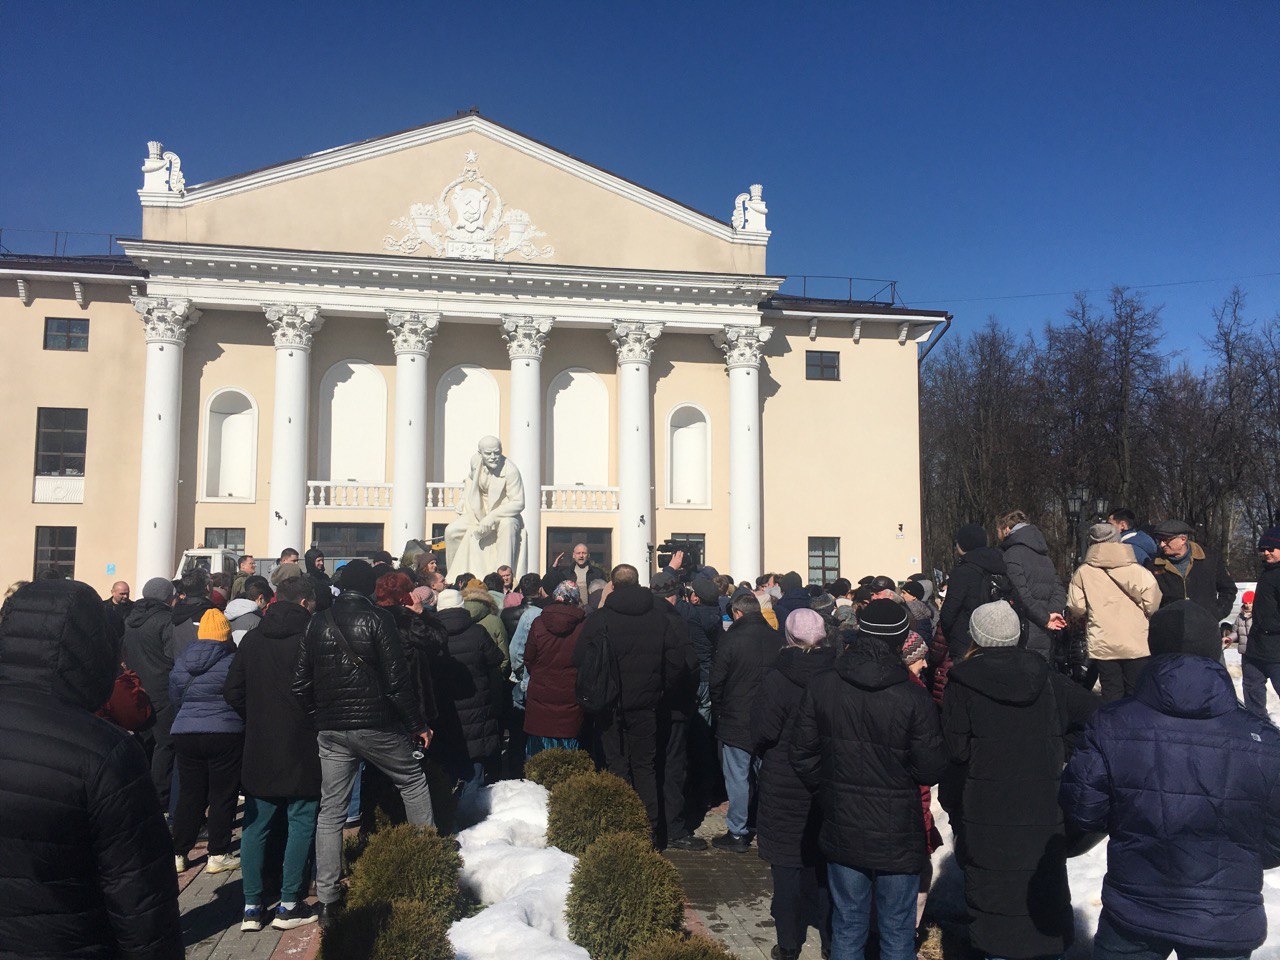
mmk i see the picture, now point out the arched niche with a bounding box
[317,359,387,482]
[434,363,500,483]
[546,368,609,485]
[666,403,710,507]
[203,387,258,500]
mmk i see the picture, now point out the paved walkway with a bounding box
[176,839,320,960]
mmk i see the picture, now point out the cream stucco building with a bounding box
[0,111,950,592]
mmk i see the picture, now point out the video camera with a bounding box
[655,537,703,582]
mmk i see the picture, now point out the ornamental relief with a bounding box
[383,151,554,263]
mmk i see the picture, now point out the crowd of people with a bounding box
[0,511,1278,960]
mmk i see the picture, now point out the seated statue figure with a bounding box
[444,436,527,578]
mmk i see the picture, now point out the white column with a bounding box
[610,321,663,582]
[265,304,324,559]
[500,315,554,571]
[387,311,440,552]
[133,297,200,583]
[715,325,772,580]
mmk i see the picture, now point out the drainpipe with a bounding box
[919,313,953,362]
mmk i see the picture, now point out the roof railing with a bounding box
[0,228,125,258]
[778,274,900,305]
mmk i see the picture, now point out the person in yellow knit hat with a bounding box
[169,608,245,874]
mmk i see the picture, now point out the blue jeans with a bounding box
[346,760,363,822]
[526,735,580,758]
[719,742,759,837]
[1092,910,1248,960]
[827,863,917,960]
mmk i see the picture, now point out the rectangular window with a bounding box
[431,522,449,544]
[545,526,613,575]
[34,526,77,578]
[312,523,384,560]
[805,350,840,381]
[43,317,89,352]
[35,407,88,476]
[204,527,246,552]
[808,536,840,585]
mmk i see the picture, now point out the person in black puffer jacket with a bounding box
[996,511,1067,660]
[753,608,835,960]
[709,591,780,851]
[943,601,1099,960]
[291,559,433,922]
[121,577,179,807]
[432,588,504,805]
[576,565,685,836]
[789,599,946,960]
[0,579,183,960]
[1242,528,1280,718]
[304,547,334,612]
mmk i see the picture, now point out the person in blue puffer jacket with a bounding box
[169,608,245,874]
[1061,600,1280,959]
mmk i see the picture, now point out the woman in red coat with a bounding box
[523,580,586,757]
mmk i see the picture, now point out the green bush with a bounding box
[524,747,595,791]
[547,771,651,856]
[566,831,685,960]
[319,900,455,960]
[346,824,463,922]
[630,933,737,960]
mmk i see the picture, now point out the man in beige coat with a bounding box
[1067,522,1163,701]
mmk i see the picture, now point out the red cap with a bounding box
[1242,591,1255,605]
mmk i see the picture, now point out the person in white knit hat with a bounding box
[941,601,1099,959]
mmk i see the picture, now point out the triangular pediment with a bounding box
[140,114,768,274]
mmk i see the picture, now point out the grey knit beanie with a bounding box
[1089,522,1121,545]
[142,577,175,602]
[969,601,1021,648]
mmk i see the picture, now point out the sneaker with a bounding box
[711,830,752,852]
[240,907,264,932]
[206,853,241,874]
[272,903,318,930]
[317,900,343,932]
[174,854,187,873]
[667,834,709,851]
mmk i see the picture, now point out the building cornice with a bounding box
[118,239,783,332]
[139,115,768,247]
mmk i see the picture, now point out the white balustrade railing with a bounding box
[306,481,393,509]
[426,482,465,510]
[307,481,618,512]
[541,485,620,512]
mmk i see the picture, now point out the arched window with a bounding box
[546,368,608,486]
[317,360,387,482]
[203,388,257,500]
[435,364,500,483]
[667,404,710,507]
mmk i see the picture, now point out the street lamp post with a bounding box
[1066,484,1088,570]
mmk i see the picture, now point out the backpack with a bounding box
[985,570,1016,604]
[575,622,620,714]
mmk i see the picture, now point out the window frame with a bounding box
[43,317,89,352]
[805,350,840,381]
[34,526,77,578]
[34,407,88,477]
[203,527,247,553]
[807,536,841,585]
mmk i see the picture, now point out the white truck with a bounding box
[174,548,241,581]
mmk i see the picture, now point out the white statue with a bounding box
[444,436,528,578]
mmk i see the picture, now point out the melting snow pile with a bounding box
[927,647,1280,958]
[448,780,588,960]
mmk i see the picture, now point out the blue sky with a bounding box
[3,2,1278,355]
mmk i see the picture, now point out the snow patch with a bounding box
[450,780,589,960]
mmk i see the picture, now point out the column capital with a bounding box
[386,310,441,356]
[264,303,325,351]
[133,296,201,345]
[713,324,773,369]
[609,321,664,365]
[500,315,554,360]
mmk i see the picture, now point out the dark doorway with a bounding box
[546,526,612,573]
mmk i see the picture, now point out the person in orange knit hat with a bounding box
[169,608,245,874]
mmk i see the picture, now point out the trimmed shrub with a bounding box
[631,933,737,960]
[319,900,455,960]
[346,824,463,922]
[524,747,595,790]
[566,831,685,960]
[547,770,651,856]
